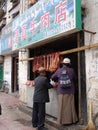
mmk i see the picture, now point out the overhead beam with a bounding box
[20,42,98,62]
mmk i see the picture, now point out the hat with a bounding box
[38,67,46,72]
[62,58,71,64]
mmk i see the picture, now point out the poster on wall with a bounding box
[12,0,81,50]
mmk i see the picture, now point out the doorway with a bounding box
[12,54,19,92]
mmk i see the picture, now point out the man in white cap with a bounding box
[32,67,53,130]
[51,58,78,126]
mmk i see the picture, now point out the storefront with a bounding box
[22,32,87,123]
[18,0,86,123]
[0,0,88,125]
[0,20,19,93]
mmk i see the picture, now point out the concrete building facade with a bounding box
[0,0,98,128]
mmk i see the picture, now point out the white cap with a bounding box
[62,58,71,64]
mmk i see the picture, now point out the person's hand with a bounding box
[50,79,55,86]
[54,82,58,88]
[50,79,58,88]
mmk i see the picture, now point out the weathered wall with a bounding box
[19,49,29,103]
[82,0,98,126]
[6,0,20,24]
[20,0,29,14]
[4,56,12,93]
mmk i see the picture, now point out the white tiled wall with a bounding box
[4,55,12,93]
[19,49,29,103]
[82,0,98,123]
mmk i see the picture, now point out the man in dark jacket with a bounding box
[32,67,53,130]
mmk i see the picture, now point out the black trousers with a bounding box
[32,102,45,129]
[0,104,2,115]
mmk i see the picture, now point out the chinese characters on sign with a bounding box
[41,12,50,28]
[1,0,81,54]
[13,0,76,49]
[14,29,19,43]
[54,1,66,24]
[30,21,36,34]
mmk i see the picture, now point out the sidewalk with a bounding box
[0,92,86,130]
[0,92,35,130]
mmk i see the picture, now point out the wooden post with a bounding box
[77,32,81,120]
[19,42,98,62]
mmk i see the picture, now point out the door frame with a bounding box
[11,53,19,92]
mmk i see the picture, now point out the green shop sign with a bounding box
[1,0,81,54]
[13,0,81,50]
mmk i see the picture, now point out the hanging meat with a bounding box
[43,55,46,69]
[32,57,37,72]
[49,54,52,71]
[49,52,60,72]
[46,55,50,71]
[33,56,41,72]
[32,52,60,72]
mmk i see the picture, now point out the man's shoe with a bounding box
[42,127,48,130]
[38,127,48,130]
[32,128,37,130]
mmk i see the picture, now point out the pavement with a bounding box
[0,92,86,130]
[0,92,36,130]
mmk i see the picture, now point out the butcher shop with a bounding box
[0,0,87,126]
[17,0,87,124]
[19,0,87,124]
[24,31,87,123]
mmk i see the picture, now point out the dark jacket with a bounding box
[33,75,53,103]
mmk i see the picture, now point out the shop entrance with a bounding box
[12,54,19,92]
[29,32,87,123]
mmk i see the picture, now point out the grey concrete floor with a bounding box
[0,92,36,130]
[0,92,86,130]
